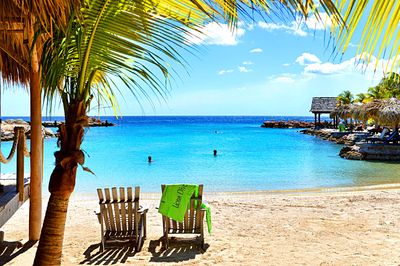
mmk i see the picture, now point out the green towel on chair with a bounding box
[158,184,212,234]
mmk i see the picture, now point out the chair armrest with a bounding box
[94,211,101,223]
[138,205,149,214]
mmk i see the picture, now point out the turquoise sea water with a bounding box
[2,116,400,193]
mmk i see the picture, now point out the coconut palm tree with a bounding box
[367,85,389,100]
[379,72,400,98]
[355,93,370,103]
[337,90,354,105]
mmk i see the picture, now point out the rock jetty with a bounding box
[261,120,314,128]
[300,129,370,146]
[42,117,115,127]
[1,119,56,142]
[339,144,400,161]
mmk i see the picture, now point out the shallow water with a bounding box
[1,116,400,193]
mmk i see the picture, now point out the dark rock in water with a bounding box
[261,120,314,129]
[87,117,115,127]
[339,146,365,160]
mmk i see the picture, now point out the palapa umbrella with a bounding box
[334,104,353,119]
[377,98,400,128]
[0,0,79,84]
[355,99,383,122]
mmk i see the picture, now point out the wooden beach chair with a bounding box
[96,187,148,251]
[160,184,206,250]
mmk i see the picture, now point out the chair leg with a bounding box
[143,213,147,239]
[100,237,105,252]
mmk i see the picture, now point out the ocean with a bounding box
[1,116,400,193]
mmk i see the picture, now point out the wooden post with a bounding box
[28,16,42,241]
[314,113,317,129]
[15,127,24,202]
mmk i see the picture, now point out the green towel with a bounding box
[158,184,212,234]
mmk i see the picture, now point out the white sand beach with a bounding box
[2,186,400,265]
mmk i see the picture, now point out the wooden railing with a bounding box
[0,126,30,202]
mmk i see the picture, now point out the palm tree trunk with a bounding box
[33,194,70,265]
[34,100,88,266]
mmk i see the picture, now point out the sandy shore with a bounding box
[2,186,400,265]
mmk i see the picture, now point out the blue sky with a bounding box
[1,11,388,117]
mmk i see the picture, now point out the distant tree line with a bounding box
[337,72,400,105]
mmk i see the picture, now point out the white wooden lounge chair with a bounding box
[96,187,148,251]
[161,184,205,250]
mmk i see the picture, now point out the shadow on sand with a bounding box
[0,240,37,265]
[80,238,208,264]
[80,243,137,265]
[148,237,208,263]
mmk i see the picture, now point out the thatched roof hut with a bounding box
[310,97,338,126]
[310,97,338,113]
[377,98,400,128]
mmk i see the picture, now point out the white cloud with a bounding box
[269,73,313,84]
[238,66,252,73]
[218,69,234,75]
[272,76,296,83]
[295,53,322,66]
[257,13,332,37]
[250,48,263,53]
[294,52,398,82]
[186,22,245,46]
[242,61,253,65]
[283,63,290,67]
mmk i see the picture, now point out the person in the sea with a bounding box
[148,156,152,163]
[213,150,217,157]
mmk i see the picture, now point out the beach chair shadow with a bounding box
[0,240,36,265]
[79,243,137,265]
[148,237,209,263]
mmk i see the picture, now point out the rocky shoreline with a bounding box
[1,117,114,142]
[299,128,368,146]
[1,119,56,141]
[42,117,115,128]
[261,120,334,129]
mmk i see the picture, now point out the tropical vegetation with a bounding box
[338,72,400,104]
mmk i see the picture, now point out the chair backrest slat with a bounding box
[189,198,195,231]
[97,189,110,231]
[134,187,140,234]
[172,220,177,232]
[184,211,189,231]
[112,187,121,231]
[104,188,116,232]
[195,185,203,230]
[119,187,127,231]
[127,187,133,232]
